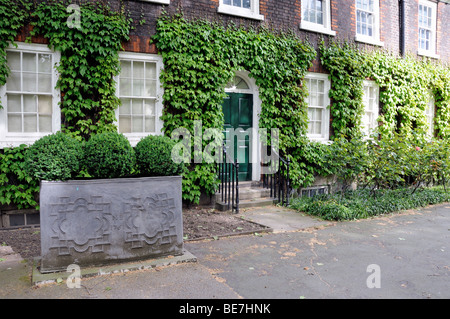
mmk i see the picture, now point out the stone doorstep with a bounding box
[31,249,197,286]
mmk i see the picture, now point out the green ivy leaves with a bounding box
[152,13,316,202]
[0,0,31,108]
[30,1,132,141]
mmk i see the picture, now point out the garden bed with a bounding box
[290,186,450,221]
[0,207,269,261]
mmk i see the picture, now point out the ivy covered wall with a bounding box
[1,0,450,209]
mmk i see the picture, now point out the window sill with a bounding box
[417,49,440,60]
[300,22,336,36]
[307,136,331,144]
[217,5,264,21]
[140,0,170,4]
[355,34,384,47]
[0,133,53,148]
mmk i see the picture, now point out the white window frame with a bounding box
[355,0,384,47]
[0,42,61,148]
[140,0,170,4]
[305,72,331,142]
[418,0,439,59]
[300,0,336,36]
[115,52,164,147]
[218,0,264,21]
[361,80,379,138]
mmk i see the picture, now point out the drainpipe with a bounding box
[399,0,406,57]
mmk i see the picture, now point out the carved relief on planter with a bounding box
[39,176,183,273]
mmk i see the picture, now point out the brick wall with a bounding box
[15,1,450,64]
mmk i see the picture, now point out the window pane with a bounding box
[8,114,22,132]
[145,62,157,79]
[315,109,323,134]
[133,61,145,79]
[132,116,143,132]
[133,79,144,96]
[24,114,37,132]
[38,54,52,73]
[145,117,156,133]
[120,78,132,96]
[119,98,131,115]
[23,73,37,92]
[38,73,52,93]
[132,99,143,115]
[23,94,37,113]
[7,72,21,91]
[6,51,20,71]
[120,60,132,78]
[317,93,324,106]
[145,100,156,116]
[23,53,36,73]
[7,94,21,113]
[243,0,251,8]
[38,95,52,114]
[119,116,131,134]
[145,80,157,97]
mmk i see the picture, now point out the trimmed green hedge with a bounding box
[24,131,83,181]
[135,135,184,177]
[82,132,136,179]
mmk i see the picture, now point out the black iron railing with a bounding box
[217,143,240,214]
[262,148,291,206]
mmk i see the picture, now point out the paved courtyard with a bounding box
[0,204,448,300]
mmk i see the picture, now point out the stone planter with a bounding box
[39,176,183,273]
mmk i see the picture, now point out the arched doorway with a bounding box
[222,71,261,182]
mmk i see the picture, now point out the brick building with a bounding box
[2,0,449,148]
[118,0,450,62]
[0,0,449,226]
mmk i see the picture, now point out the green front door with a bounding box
[222,93,253,181]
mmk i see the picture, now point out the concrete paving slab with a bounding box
[239,205,332,233]
[187,204,450,299]
[0,203,448,300]
[31,249,198,286]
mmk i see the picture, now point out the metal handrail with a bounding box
[262,147,291,206]
[217,143,239,214]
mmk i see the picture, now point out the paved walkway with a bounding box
[0,204,448,299]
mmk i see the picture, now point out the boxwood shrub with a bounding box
[135,135,184,177]
[82,131,135,179]
[24,132,83,181]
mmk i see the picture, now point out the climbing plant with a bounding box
[0,0,31,108]
[30,0,132,140]
[320,40,450,141]
[152,12,316,203]
[368,51,433,138]
[431,63,450,139]
[319,40,368,139]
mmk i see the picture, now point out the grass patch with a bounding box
[289,187,450,221]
